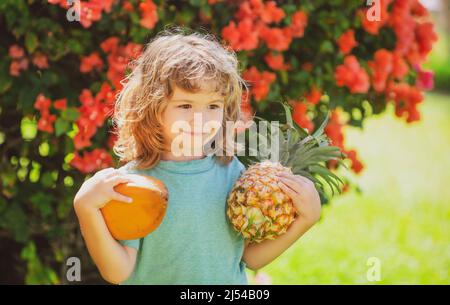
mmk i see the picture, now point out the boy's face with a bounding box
[162,85,225,157]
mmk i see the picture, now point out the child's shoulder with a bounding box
[228,156,246,174]
[217,156,246,191]
[216,155,245,172]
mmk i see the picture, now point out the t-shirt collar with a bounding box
[157,154,215,174]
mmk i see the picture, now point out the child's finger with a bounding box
[106,175,133,187]
[278,176,302,194]
[293,174,313,186]
[107,190,133,203]
[277,181,299,201]
[279,172,308,185]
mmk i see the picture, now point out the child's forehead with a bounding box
[169,85,225,102]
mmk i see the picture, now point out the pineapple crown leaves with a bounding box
[239,100,346,197]
[279,101,346,196]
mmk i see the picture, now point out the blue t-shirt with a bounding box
[116,155,248,284]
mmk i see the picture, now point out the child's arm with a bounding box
[242,172,321,270]
[75,203,137,284]
[73,168,137,284]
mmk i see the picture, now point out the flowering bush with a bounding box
[0,0,437,283]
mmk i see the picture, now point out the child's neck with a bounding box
[160,151,206,162]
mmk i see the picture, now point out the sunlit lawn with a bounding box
[249,92,450,284]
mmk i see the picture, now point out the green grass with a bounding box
[249,92,450,284]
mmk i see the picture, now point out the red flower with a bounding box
[264,52,291,71]
[414,64,434,91]
[80,52,104,73]
[79,89,109,127]
[123,42,143,59]
[236,0,258,21]
[49,0,114,24]
[260,1,285,24]
[107,132,118,150]
[74,84,116,150]
[386,82,424,123]
[9,45,25,59]
[32,52,49,69]
[259,26,292,51]
[344,149,364,173]
[334,55,370,94]
[122,1,134,12]
[360,0,390,35]
[337,30,358,55]
[37,112,57,134]
[101,38,142,90]
[9,60,21,76]
[305,86,322,105]
[325,111,364,174]
[325,111,344,149]
[34,93,57,134]
[95,0,115,13]
[47,0,69,9]
[100,37,120,54]
[73,118,97,150]
[392,52,409,80]
[95,82,116,105]
[79,1,103,28]
[414,22,438,62]
[292,102,314,132]
[95,82,116,117]
[34,94,52,112]
[243,66,276,102]
[10,58,29,76]
[386,0,435,65]
[139,0,158,29]
[342,183,349,193]
[411,0,428,17]
[368,49,393,93]
[290,10,308,38]
[222,19,259,51]
[53,98,67,110]
[236,0,285,24]
[70,148,113,174]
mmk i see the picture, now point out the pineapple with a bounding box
[227,103,345,243]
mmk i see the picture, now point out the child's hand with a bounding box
[74,167,134,212]
[276,172,321,228]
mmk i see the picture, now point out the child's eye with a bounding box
[208,104,221,110]
[178,104,192,109]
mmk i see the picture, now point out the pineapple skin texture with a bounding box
[226,161,298,243]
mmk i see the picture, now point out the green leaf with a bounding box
[312,112,331,138]
[21,117,37,140]
[41,171,55,188]
[25,32,38,53]
[55,118,70,136]
[0,67,12,93]
[61,108,79,122]
[67,39,84,55]
[319,40,334,54]
[189,0,204,7]
[30,192,53,218]
[0,205,29,242]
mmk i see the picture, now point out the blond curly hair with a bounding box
[112,27,249,170]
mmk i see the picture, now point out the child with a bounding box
[73,28,322,285]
